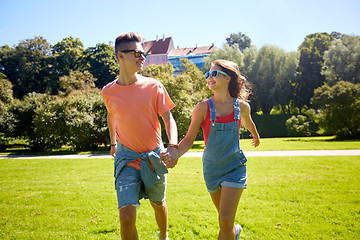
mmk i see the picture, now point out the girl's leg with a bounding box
[210,187,243,240]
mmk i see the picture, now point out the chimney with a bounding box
[156,35,159,41]
[163,34,165,41]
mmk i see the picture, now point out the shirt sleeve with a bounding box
[156,82,175,116]
[101,89,115,114]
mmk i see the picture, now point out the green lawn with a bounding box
[1,136,360,156]
[191,136,360,152]
[1,155,359,239]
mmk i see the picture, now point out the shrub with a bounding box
[311,81,360,139]
[285,111,318,137]
[32,89,108,150]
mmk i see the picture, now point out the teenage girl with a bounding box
[175,59,260,239]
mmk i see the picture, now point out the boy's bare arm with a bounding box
[107,112,117,157]
[161,110,178,168]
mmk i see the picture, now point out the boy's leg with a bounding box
[115,166,142,240]
[146,173,168,239]
[119,205,138,240]
[150,200,168,239]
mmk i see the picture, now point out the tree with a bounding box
[59,70,97,96]
[47,37,86,94]
[0,75,13,104]
[226,32,252,52]
[274,51,299,113]
[83,43,118,88]
[204,44,245,72]
[0,75,14,148]
[52,37,85,75]
[0,36,52,99]
[294,32,334,111]
[248,45,290,114]
[311,81,360,138]
[322,34,360,85]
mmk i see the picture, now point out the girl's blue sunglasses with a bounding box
[205,70,228,79]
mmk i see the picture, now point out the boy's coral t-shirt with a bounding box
[101,76,175,153]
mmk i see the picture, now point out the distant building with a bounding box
[143,35,174,67]
[142,35,217,74]
[167,44,216,74]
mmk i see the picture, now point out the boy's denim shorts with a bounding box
[115,165,167,209]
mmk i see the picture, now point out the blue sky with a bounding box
[1,0,359,52]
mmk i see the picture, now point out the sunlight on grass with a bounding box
[1,155,359,239]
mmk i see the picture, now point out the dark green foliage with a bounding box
[226,32,252,52]
[83,43,118,88]
[311,81,360,139]
[294,32,334,110]
[285,112,318,137]
[0,89,108,151]
[247,114,297,138]
[0,36,52,99]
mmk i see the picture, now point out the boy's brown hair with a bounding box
[115,32,142,61]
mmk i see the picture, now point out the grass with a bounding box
[191,136,360,152]
[1,155,359,239]
[1,136,360,156]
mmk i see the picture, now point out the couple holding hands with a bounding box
[101,32,260,240]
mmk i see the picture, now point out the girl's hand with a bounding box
[250,134,260,148]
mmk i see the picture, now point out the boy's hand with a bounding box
[110,145,116,157]
[160,147,178,168]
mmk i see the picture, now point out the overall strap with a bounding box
[207,98,217,122]
[233,98,240,120]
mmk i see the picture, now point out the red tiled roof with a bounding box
[143,37,174,55]
[168,45,216,57]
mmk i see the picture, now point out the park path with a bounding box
[0,149,359,159]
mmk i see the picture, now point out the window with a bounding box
[156,57,159,62]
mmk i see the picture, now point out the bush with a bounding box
[0,89,108,151]
[311,81,360,139]
[32,89,108,151]
[245,114,296,138]
[285,111,318,137]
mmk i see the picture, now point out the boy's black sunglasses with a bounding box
[121,50,147,58]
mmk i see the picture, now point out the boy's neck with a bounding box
[117,72,139,86]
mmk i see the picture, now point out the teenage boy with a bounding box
[101,32,178,240]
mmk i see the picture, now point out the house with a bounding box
[167,44,216,74]
[142,35,217,73]
[143,35,174,67]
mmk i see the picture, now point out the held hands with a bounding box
[160,145,179,168]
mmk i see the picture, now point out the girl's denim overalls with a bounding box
[202,98,248,193]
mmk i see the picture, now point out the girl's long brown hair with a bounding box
[212,59,251,100]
